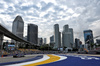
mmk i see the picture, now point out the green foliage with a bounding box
[39,44,52,50]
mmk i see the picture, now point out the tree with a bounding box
[39,44,52,50]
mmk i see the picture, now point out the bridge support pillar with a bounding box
[23,43,26,48]
[0,33,4,50]
[19,42,24,48]
[15,41,19,49]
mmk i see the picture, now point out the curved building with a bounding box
[12,15,24,39]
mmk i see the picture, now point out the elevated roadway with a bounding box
[0,24,39,49]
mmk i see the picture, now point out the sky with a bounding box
[0,0,100,43]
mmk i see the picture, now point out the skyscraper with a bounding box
[50,35,54,43]
[59,32,61,48]
[69,28,74,47]
[44,38,46,44]
[12,15,24,39]
[96,39,100,45]
[24,36,27,41]
[27,24,38,44]
[54,24,61,49]
[62,25,70,48]
[38,38,43,46]
[50,35,54,48]
[62,25,74,48]
[75,38,80,49]
[84,30,94,44]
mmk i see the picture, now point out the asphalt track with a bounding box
[0,54,100,66]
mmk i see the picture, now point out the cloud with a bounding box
[21,6,31,11]
[3,0,14,3]
[0,0,100,43]
[89,20,100,37]
[0,3,5,9]
[33,5,40,10]
[41,2,54,11]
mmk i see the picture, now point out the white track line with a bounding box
[6,55,50,66]
[6,54,67,66]
[52,54,67,61]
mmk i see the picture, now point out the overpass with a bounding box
[0,24,39,50]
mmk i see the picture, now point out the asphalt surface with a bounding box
[0,54,43,63]
[40,54,100,66]
[0,54,100,66]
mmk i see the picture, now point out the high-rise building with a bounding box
[44,38,46,44]
[69,28,74,47]
[84,30,94,44]
[59,32,61,48]
[62,25,71,48]
[54,24,61,49]
[38,38,43,46]
[50,35,54,48]
[12,15,24,39]
[23,36,27,41]
[96,39,100,45]
[27,24,38,44]
[75,38,80,49]
[50,35,54,43]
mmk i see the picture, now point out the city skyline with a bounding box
[0,0,100,65]
[0,0,100,43]
[1,15,99,44]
